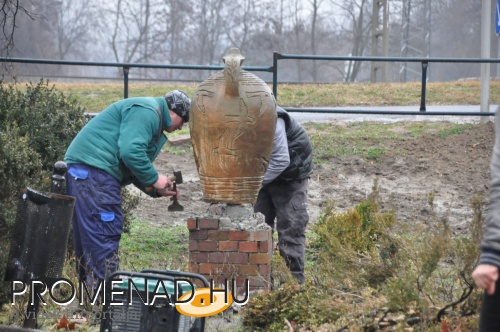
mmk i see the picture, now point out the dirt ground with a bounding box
[131,119,495,234]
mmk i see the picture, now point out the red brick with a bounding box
[219,241,238,251]
[221,264,238,275]
[229,230,249,241]
[212,275,229,287]
[233,276,250,288]
[190,252,208,263]
[239,242,258,253]
[187,218,197,230]
[208,230,229,241]
[209,252,227,263]
[197,240,218,252]
[205,275,226,287]
[189,240,198,251]
[199,218,219,229]
[239,264,258,275]
[226,252,249,264]
[189,230,208,240]
[259,265,270,276]
[249,253,270,265]
[248,230,271,241]
[199,263,220,274]
[259,241,269,253]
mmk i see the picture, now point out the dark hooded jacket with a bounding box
[274,106,314,182]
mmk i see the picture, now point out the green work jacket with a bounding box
[64,97,171,191]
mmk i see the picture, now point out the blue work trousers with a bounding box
[65,164,123,288]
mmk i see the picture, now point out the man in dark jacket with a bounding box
[64,90,191,290]
[254,106,314,284]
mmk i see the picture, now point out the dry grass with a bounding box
[277,81,500,107]
[8,80,499,113]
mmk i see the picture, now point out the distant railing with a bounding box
[0,57,272,99]
[1,54,498,117]
[273,53,500,116]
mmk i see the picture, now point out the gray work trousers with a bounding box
[479,277,500,331]
[254,178,309,283]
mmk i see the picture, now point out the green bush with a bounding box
[0,79,87,306]
[311,199,395,254]
[309,193,397,289]
[243,284,345,331]
[0,79,87,227]
[0,125,43,226]
[0,80,88,171]
[121,187,140,234]
[243,185,484,331]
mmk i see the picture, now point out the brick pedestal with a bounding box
[187,217,272,293]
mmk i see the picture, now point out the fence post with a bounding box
[51,161,67,194]
[273,52,279,101]
[123,66,130,99]
[420,61,428,112]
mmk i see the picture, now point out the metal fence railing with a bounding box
[1,54,499,117]
[0,57,272,99]
[273,53,500,116]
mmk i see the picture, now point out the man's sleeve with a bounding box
[262,118,290,185]
[480,110,500,267]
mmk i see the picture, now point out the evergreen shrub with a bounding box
[0,79,87,306]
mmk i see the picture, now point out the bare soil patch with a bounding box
[132,120,495,233]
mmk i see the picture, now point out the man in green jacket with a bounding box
[64,90,191,290]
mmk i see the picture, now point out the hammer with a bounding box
[167,170,184,212]
[145,169,184,211]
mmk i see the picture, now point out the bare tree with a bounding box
[1,0,485,83]
[431,0,481,80]
[189,0,226,78]
[291,0,305,80]
[55,0,100,60]
[224,0,258,52]
[0,0,36,56]
[307,0,325,81]
[244,0,307,80]
[107,0,162,64]
[331,0,372,82]
[155,0,193,79]
[1,1,63,78]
